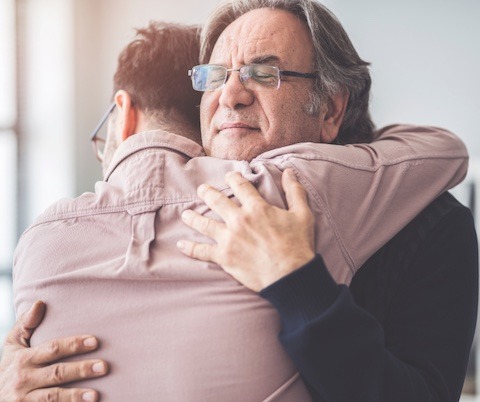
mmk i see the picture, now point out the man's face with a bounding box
[200,8,328,161]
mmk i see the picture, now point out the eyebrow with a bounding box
[249,55,281,65]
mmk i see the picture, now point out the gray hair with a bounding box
[200,0,375,144]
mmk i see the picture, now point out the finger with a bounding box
[197,183,238,219]
[225,171,266,207]
[6,300,46,347]
[25,387,99,402]
[181,209,225,238]
[282,169,311,216]
[177,240,218,264]
[29,335,100,365]
[27,360,108,391]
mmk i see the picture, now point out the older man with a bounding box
[0,2,475,402]
[179,1,478,401]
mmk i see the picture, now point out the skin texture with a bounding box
[200,8,341,161]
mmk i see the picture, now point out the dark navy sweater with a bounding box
[261,192,478,402]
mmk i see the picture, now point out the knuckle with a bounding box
[209,192,224,208]
[201,217,213,234]
[191,243,207,260]
[230,213,247,230]
[47,340,61,357]
[44,388,60,402]
[68,338,81,353]
[14,349,31,366]
[51,364,65,383]
[11,369,29,393]
[18,327,31,346]
[79,362,91,378]
[235,177,249,188]
[253,201,269,214]
[188,242,198,256]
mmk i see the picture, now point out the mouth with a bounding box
[218,122,259,135]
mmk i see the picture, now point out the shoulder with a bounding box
[351,192,477,318]
[14,184,122,269]
[24,178,127,231]
[387,192,474,256]
[364,192,474,270]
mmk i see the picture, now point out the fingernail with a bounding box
[31,300,44,310]
[92,361,106,374]
[82,391,97,401]
[225,171,235,178]
[83,337,97,348]
[181,210,193,221]
[177,240,186,251]
[197,184,208,195]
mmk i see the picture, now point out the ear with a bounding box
[319,91,349,143]
[114,90,137,141]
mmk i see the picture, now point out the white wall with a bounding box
[19,0,76,228]
[322,0,480,158]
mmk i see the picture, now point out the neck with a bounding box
[139,110,201,145]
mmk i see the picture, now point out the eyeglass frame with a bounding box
[90,102,116,162]
[188,64,317,92]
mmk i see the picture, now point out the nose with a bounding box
[218,70,255,110]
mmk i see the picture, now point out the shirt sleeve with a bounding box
[252,124,469,284]
[260,204,478,402]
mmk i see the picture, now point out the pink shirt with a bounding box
[13,125,467,401]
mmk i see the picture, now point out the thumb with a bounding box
[5,300,46,348]
[282,169,310,215]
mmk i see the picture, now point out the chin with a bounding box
[217,150,253,161]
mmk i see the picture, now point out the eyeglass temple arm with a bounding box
[90,102,116,140]
[280,70,317,79]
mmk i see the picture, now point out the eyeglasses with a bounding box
[90,102,116,162]
[188,64,316,92]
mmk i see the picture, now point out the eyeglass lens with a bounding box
[191,64,280,91]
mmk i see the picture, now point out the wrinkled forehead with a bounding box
[209,8,314,70]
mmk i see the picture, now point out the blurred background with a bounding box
[0,0,479,398]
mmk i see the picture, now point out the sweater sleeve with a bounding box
[260,205,478,402]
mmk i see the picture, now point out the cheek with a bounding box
[263,98,299,136]
[200,94,217,128]
[265,96,320,145]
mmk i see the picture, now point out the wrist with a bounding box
[260,250,316,290]
[260,254,341,332]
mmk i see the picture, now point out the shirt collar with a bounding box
[104,129,205,181]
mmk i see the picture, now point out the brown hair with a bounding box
[201,0,375,144]
[113,21,202,130]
